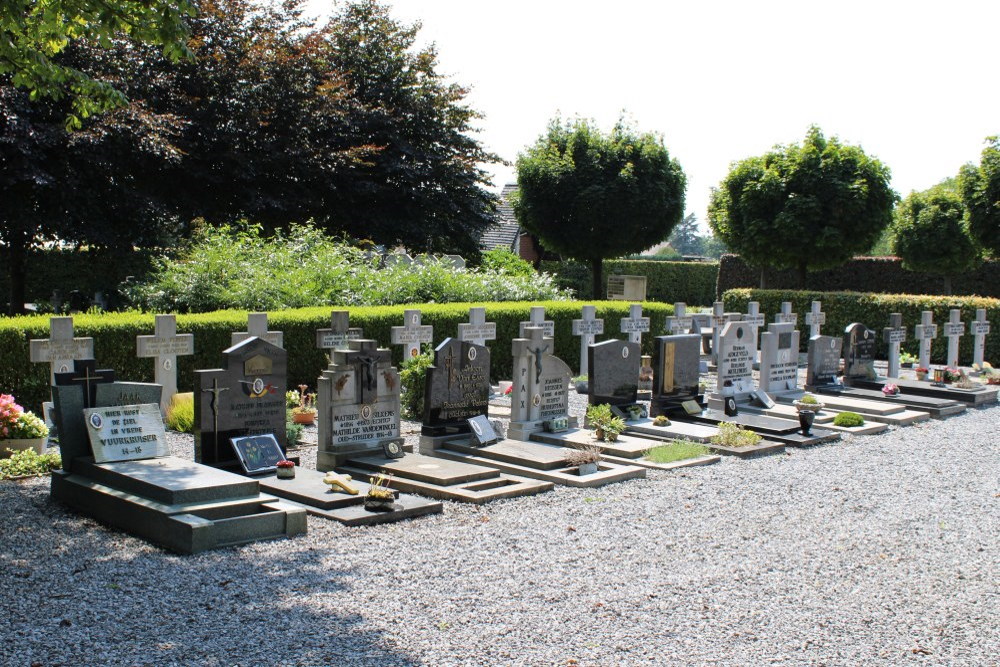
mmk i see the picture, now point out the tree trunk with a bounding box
[797,260,808,289]
[759,266,767,289]
[6,231,28,316]
[591,257,603,300]
[943,275,952,295]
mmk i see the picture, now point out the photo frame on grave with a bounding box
[751,389,775,409]
[230,434,285,475]
[724,397,739,416]
[682,399,702,415]
[467,415,500,446]
[380,438,406,459]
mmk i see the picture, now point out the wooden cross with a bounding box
[571,305,604,376]
[29,316,94,385]
[804,300,826,337]
[775,301,797,325]
[390,309,433,359]
[137,314,194,415]
[883,313,906,379]
[666,302,693,335]
[943,309,965,368]
[914,311,937,370]
[232,312,284,349]
[518,306,555,338]
[457,307,496,347]
[54,359,116,409]
[316,310,363,353]
[971,308,990,369]
[620,303,650,345]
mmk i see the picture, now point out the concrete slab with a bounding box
[680,409,840,446]
[850,377,998,406]
[813,387,965,419]
[75,457,259,506]
[601,453,721,472]
[529,428,651,459]
[624,418,721,444]
[771,396,930,426]
[745,404,888,435]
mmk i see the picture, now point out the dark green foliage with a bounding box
[399,347,434,419]
[709,126,896,284]
[959,136,1000,256]
[478,249,536,277]
[723,288,999,364]
[541,259,718,305]
[833,411,865,427]
[515,117,686,297]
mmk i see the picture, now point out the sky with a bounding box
[306,0,1000,230]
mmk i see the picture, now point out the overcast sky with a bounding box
[307,0,1000,229]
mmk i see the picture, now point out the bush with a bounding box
[540,259,718,305]
[0,448,61,479]
[833,411,865,427]
[710,422,762,448]
[478,249,535,277]
[165,393,194,433]
[399,346,434,419]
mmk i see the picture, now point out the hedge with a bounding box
[540,259,718,305]
[723,288,999,365]
[717,254,1000,298]
[0,301,675,412]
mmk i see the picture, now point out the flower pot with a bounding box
[276,465,295,479]
[916,371,928,381]
[292,412,316,425]
[606,432,620,442]
[578,462,598,476]
[364,497,398,512]
[594,427,605,441]
[0,437,46,456]
[793,401,824,413]
[798,410,816,436]
[575,381,589,395]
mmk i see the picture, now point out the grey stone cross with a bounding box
[457,307,497,347]
[571,305,604,376]
[232,312,283,348]
[136,314,194,415]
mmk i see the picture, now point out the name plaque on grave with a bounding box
[943,323,965,336]
[971,321,990,335]
[83,403,169,463]
[539,375,568,420]
[231,434,285,474]
[332,402,399,446]
[916,325,937,339]
[887,329,906,343]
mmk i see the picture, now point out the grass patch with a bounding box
[644,440,710,463]
[166,393,194,433]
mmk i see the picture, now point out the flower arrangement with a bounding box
[586,404,626,441]
[290,384,318,424]
[0,394,49,441]
[563,444,602,467]
[915,366,930,380]
[882,382,900,396]
[276,459,295,479]
[364,473,397,511]
[943,367,962,383]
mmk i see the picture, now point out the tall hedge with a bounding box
[718,254,1000,298]
[0,301,674,412]
[723,288,999,364]
[540,259,718,305]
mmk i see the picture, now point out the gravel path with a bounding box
[2,401,998,666]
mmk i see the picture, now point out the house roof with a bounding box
[479,183,520,252]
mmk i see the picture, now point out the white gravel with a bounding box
[2,398,998,666]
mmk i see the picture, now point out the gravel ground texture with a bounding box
[2,391,998,666]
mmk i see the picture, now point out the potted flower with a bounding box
[0,394,49,456]
[915,367,929,381]
[291,384,317,425]
[275,459,296,479]
[899,352,918,369]
[586,404,626,441]
[944,367,961,383]
[563,445,602,475]
[602,416,627,442]
[792,393,825,413]
[364,473,398,512]
[881,382,900,397]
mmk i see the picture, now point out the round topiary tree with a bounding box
[959,136,1000,257]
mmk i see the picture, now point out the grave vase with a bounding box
[798,410,815,436]
[578,462,599,476]
[0,437,46,456]
[292,410,316,425]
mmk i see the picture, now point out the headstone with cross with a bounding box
[231,312,283,349]
[943,309,965,368]
[883,313,907,378]
[316,339,400,470]
[457,307,497,348]
[422,338,491,437]
[914,311,937,370]
[571,305,604,376]
[971,309,990,369]
[391,309,434,359]
[744,301,766,337]
[709,302,741,366]
[518,306,555,338]
[804,300,826,338]
[507,326,575,440]
[666,302,694,335]
[620,303,650,346]
[775,301,797,325]
[136,314,194,415]
[315,310,363,354]
[51,359,116,452]
[29,316,94,385]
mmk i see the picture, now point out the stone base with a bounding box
[773,392,930,426]
[705,440,787,458]
[848,377,998,406]
[742,403,889,435]
[809,386,965,419]
[601,453,721,472]
[505,415,579,442]
[679,409,840,447]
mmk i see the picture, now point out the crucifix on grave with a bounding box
[883,313,907,379]
[510,326,550,424]
[914,310,937,370]
[315,310,363,354]
[232,312,284,348]
[54,359,116,410]
[971,308,990,369]
[341,340,393,405]
[136,314,194,415]
[943,309,965,368]
[518,306,555,338]
[666,302,693,335]
[805,301,826,338]
[457,307,497,347]
[620,303,650,346]
[391,309,433,359]
[775,301,797,325]
[571,305,604,376]
[30,316,94,385]
[199,373,231,465]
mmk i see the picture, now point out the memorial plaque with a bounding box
[759,322,800,393]
[843,323,878,381]
[230,434,285,474]
[457,307,497,347]
[715,321,757,397]
[84,403,169,463]
[806,335,843,388]
[316,310,363,351]
[29,316,94,384]
[588,339,640,407]
[467,415,499,446]
[391,309,434,359]
[423,338,491,436]
[518,306,555,338]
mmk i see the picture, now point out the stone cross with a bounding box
[619,303,650,345]
[774,301,797,325]
[971,308,990,369]
[804,300,826,338]
[571,305,604,376]
[710,302,726,365]
[316,310,363,353]
[666,302,693,335]
[744,301,766,334]
[914,310,937,370]
[883,312,906,379]
[943,309,965,368]
[136,314,194,415]
[54,359,116,409]
[391,308,433,359]
[510,326,550,423]
[518,306,555,338]
[457,307,497,347]
[341,340,393,405]
[232,312,284,348]
[29,316,94,384]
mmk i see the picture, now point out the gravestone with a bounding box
[709,320,758,407]
[972,309,990,369]
[650,334,703,417]
[943,309,965,368]
[744,301,766,338]
[507,327,576,440]
[620,303,650,346]
[805,301,826,338]
[232,312,284,349]
[442,254,466,269]
[842,323,878,382]
[316,339,401,470]
[759,322,800,394]
[883,313,906,379]
[315,310,363,353]
[518,306,555,338]
[457,307,497,348]
[195,337,288,470]
[914,311,937,370]
[136,314,194,415]
[385,252,413,267]
[571,305,604,376]
[775,301,797,325]
[666,302,694,335]
[83,403,169,463]
[709,302,726,364]
[588,339,640,408]
[30,316,94,384]
[391,309,433,360]
[806,335,843,390]
[422,338,491,436]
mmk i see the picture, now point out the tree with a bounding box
[0,0,194,126]
[891,182,981,294]
[959,136,1000,256]
[668,213,700,256]
[708,126,896,287]
[514,117,686,297]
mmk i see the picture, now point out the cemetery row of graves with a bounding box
[3,299,996,554]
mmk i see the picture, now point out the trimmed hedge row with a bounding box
[540,259,718,305]
[0,301,674,412]
[718,254,1000,298]
[722,288,999,364]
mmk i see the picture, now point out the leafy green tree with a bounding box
[514,117,686,297]
[891,182,981,294]
[959,136,1000,256]
[668,213,701,256]
[708,126,896,286]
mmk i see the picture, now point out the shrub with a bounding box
[710,422,762,448]
[833,411,865,427]
[644,440,709,463]
[0,448,61,479]
[285,417,304,447]
[478,249,535,277]
[399,346,434,419]
[541,259,718,305]
[165,393,194,433]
